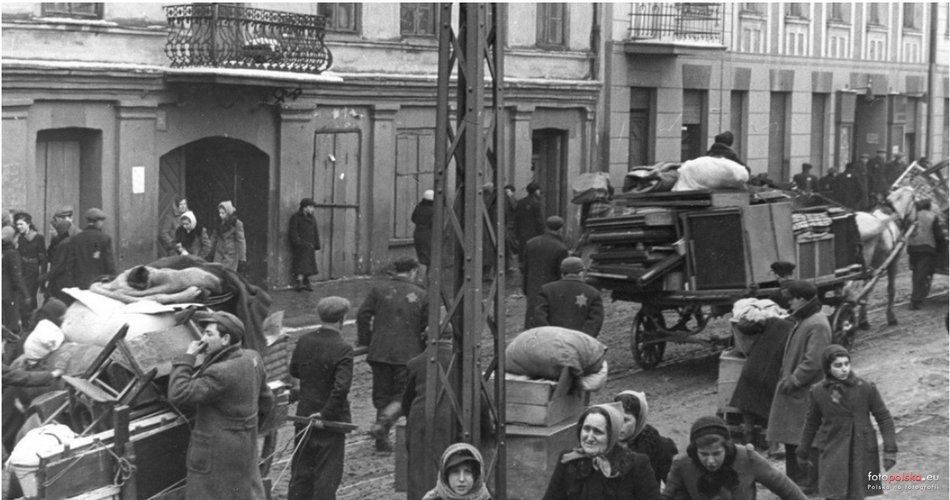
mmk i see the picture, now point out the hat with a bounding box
[23,320,66,361]
[526,181,540,194]
[84,208,106,221]
[786,280,817,301]
[54,206,74,218]
[504,184,515,192]
[197,311,245,342]
[545,216,564,230]
[560,256,585,275]
[894,152,904,158]
[317,296,351,323]
[689,415,730,444]
[821,344,851,377]
[770,261,796,277]
[393,255,419,273]
[859,153,870,159]
[422,189,434,201]
[299,198,317,209]
[802,163,813,170]
[714,131,734,146]
[37,298,68,324]
[1,226,14,243]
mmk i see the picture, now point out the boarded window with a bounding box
[537,3,566,47]
[318,3,360,33]
[394,130,435,239]
[41,3,103,18]
[400,3,436,36]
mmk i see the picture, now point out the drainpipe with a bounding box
[925,2,937,157]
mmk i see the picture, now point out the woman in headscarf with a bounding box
[542,404,661,500]
[13,212,45,328]
[422,442,492,500]
[209,201,247,273]
[613,390,678,485]
[797,345,897,499]
[664,416,806,500]
[174,211,211,259]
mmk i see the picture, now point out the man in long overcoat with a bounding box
[356,256,428,452]
[534,256,604,337]
[521,216,569,330]
[65,208,116,290]
[834,163,867,211]
[288,198,321,291]
[766,281,830,491]
[168,311,274,500]
[513,182,544,254]
[288,297,353,500]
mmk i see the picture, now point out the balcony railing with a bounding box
[164,4,333,74]
[629,3,723,44]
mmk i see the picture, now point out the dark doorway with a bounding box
[531,129,567,220]
[769,92,790,182]
[159,137,270,285]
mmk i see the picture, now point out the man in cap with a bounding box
[767,280,829,492]
[834,162,867,211]
[767,261,796,310]
[356,256,428,452]
[288,198,321,291]
[168,311,274,500]
[520,215,570,329]
[513,181,544,256]
[47,205,79,260]
[59,208,116,291]
[534,256,604,337]
[44,206,79,302]
[867,149,888,203]
[792,163,817,192]
[288,297,353,500]
[884,151,907,187]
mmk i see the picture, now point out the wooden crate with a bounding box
[796,234,835,280]
[718,348,745,412]
[501,421,578,500]
[498,377,586,427]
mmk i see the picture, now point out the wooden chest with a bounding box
[495,376,587,427]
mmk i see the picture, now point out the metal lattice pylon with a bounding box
[425,3,507,498]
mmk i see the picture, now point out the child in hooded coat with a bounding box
[423,442,492,500]
[797,345,898,499]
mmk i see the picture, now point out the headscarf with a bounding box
[422,442,492,500]
[218,200,236,217]
[180,211,197,230]
[821,344,855,404]
[23,320,65,361]
[614,390,649,441]
[561,404,626,478]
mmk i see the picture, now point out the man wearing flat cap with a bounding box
[520,215,569,329]
[168,311,274,500]
[356,256,428,452]
[288,297,353,500]
[288,198,321,291]
[534,256,604,337]
[49,208,116,294]
[44,206,79,302]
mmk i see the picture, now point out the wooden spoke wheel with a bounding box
[831,302,857,351]
[632,310,667,369]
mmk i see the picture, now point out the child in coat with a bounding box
[797,345,898,499]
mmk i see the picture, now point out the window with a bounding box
[829,3,850,23]
[41,3,103,18]
[317,3,360,33]
[867,3,884,26]
[394,130,435,239]
[902,4,921,30]
[741,3,766,15]
[537,3,566,47]
[741,25,765,53]
[785,3,808,19]
[400,3,436,37]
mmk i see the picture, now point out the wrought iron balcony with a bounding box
[628,3,723,46]
[164,4,333,75]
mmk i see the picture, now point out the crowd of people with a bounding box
[791,149,925,211]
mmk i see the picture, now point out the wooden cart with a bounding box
[580,189,870,369]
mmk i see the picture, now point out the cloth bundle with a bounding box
[505,326,607,381]
[792,212,832,236]
[730,298,788,355]
[90,265,222,304]
[672,156,749,191]
[623,162,680,193]
[572,171,613,204]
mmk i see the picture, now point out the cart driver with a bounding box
[168,311,274,500]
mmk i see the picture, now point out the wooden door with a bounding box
[532,129,566,219]
[36,135,81,239]
[158,148,186,257]
[312,132,360,279]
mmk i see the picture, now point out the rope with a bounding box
[258,424,311,467]
[42,441,136,490]
[145,478,186,500]
[270,421,313,487]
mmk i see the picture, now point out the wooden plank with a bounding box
[504,379,555,406]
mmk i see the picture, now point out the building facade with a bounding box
[3,3,948,288]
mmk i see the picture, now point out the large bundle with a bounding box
[571,171,612,204]
[505,326,607,380]
[672,156,749,191]
[623,162,680,194]
[60,290,184,346]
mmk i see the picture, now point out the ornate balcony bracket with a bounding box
[164,4,333,75]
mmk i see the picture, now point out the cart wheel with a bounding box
[831,302,857,350]
[632,310,667,369]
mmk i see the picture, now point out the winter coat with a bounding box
[767,301,831,445]
[16,232,46,299]
[168,345,274,500]
[799,377,897,499]
[2,241,27,309]
[867,157,888,198]
[729,317,794,420]
[290,325,353,424]
[159,209,185,256]
[210,215,246,271]
[403,340,457,500]
[67,226,117,289]
[412,199,434,266]
[541,448,662,500]
[535,276,604,337]
[834,170,867,211]
[792,173,818,192]
[620,424,678,486]
[521,231,569,329]
[356,275,428,365]
[288,210,321,276]
[513,194,544,251]
[175,225,212,260]
[706,142,745,166]
[663,445,806,500]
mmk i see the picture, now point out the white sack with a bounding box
[672,156,749,191]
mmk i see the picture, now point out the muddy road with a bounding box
[266,264,949,499]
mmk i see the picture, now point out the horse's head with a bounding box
[886,186,917,224]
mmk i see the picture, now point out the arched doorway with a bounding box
[159,137,270,285]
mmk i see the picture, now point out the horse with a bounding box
[853,185,917,326]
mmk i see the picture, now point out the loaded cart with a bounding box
[580,188,869,369]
